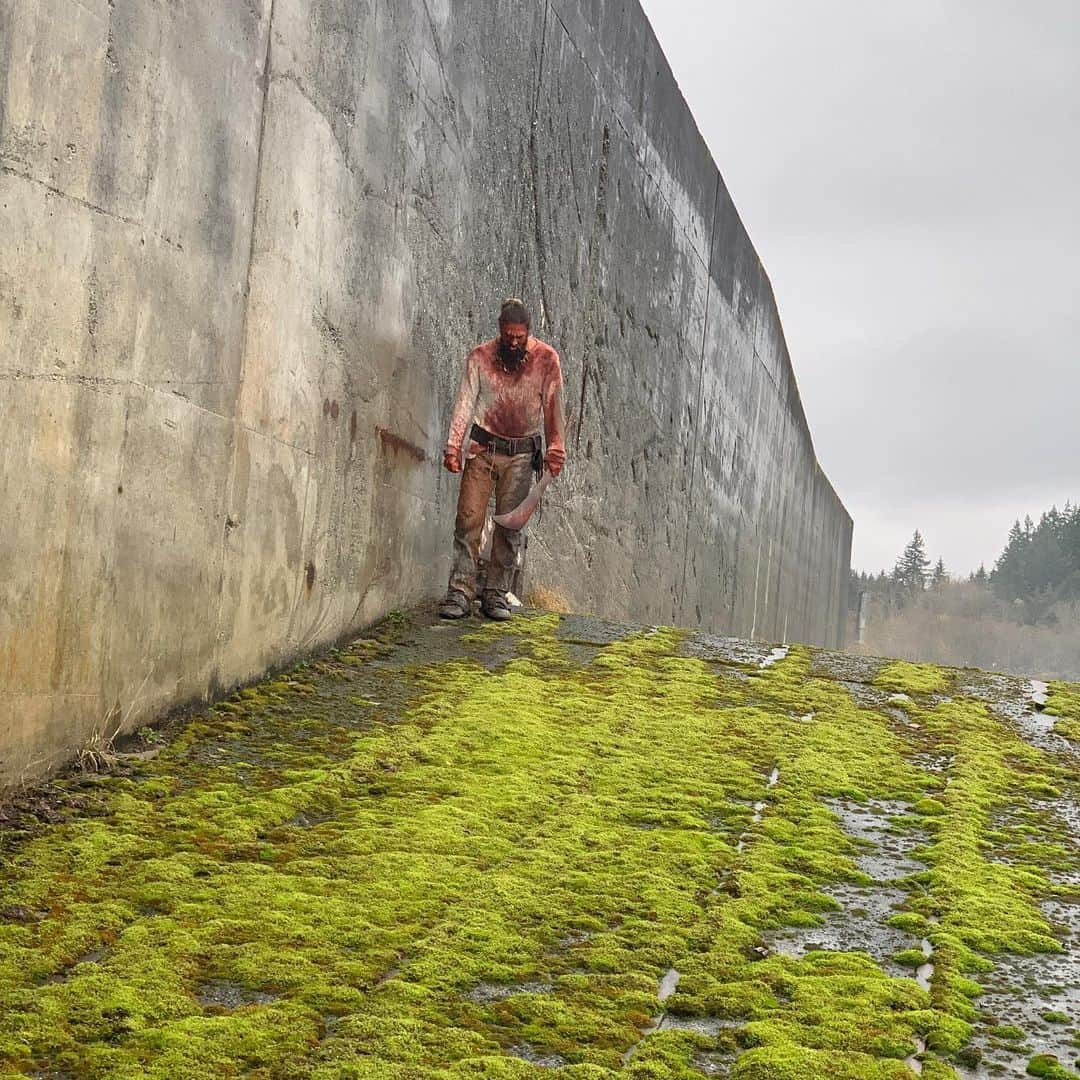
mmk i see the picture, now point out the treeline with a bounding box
[849,504,1080,679]
[989,505,1080,623]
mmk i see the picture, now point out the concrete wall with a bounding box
[0,0,851,787]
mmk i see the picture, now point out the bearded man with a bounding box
[438,298,566,621]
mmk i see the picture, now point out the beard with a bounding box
[498,341,526,371]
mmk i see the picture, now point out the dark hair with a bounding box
[498,297,531,327]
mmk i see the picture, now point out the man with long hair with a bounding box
[439,299,566,620]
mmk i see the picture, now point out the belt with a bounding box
[470,423,541,457]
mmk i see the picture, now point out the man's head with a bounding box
[497,298,530,371]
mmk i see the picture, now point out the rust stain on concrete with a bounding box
[376,427,427,464]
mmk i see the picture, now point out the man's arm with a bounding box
[542,351,566,477]
[444,351,480,472]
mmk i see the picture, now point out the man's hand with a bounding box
[545,447,565,478]
[443,447,463,473]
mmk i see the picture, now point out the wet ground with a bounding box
[1,611,1078,1079]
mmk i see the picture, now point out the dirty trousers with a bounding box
[448,449,535,599]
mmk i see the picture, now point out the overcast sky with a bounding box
[640,1,1079,575]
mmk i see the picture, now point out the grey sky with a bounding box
[640,1,1079,575]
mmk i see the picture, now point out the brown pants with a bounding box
[449,449,535,599]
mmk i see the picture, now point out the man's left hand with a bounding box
[545,447,565,477]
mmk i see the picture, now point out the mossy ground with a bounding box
[1045,683,1080,743]
[1,614,1077,1078]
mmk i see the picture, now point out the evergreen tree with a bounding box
[973,563,988,587]
[892,530,931,597]
[991,519,1029,602]
[931,558,947,590]
[989,501,1080,617]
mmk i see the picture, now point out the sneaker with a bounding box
[480,590,512,621]
[438,588,472,620]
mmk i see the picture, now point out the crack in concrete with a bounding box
[0,161,182,251]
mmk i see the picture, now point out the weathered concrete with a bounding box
[0,0,851,786]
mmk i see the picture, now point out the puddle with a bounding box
[759,647,789,669]
[556,929,593,948]
[284,810,333,829]
[911,756,954,773]
[959,674,1075,756]
[809,650,886,684]
[838,680,895,710]
[770,880,911,972]
[679,633,776,668]
[196,980,279,1010]
[691,1049,733,1075]
[907,1034,927,1074]
[46,947,109,984]
[556,614,639,646]
[1,905,48,923]
[622,967,695,1063]
[826,798,924,881]
[464,981,553,1004]
[952,890,1079,1078]
[915,938,934,992]
[769,799,928,975]
[732,765,779,856]
[1028,680,1049,708]
[658,967,680,1002]
[506,1043,566,1068]
[658,1014,739,1037]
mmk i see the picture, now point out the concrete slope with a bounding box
[0,611,1076,1079]
[0,0,850,787]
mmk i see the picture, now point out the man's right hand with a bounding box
[443,447,463,473]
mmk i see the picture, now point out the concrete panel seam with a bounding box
[679,171,722,598]
[544,5,710,274]
[0,161,183,252]
[516,1,550,301]
[525,2,553,328]
[418,0,467,151]
[0,691,99,700]
[284,467,314,645]
[214,0,277,690]
[0,370,316,460]
[236,0,277,389]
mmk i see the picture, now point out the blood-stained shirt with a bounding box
[446,336,566,455]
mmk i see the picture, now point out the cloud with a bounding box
[641,0,1080,574]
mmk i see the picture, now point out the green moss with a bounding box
[1053,717,1080,741]
[1028,1053,1080,1078]
[994,1025,1026,1042]
[1043,1011,1071,1024]
[1044,681,1080,722]
[0,616,1067,1077]
[886,913,929,936]
[892,948,928,969]
[874,661,952,696]
[1046,685,1080,743]
[730,1045,913,1079]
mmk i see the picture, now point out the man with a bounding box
[439,298,565,620]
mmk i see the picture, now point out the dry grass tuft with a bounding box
[523,584,573,614]
[75,727,119,774]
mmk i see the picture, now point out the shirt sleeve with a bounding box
[446,351,480,453]
[542,351,566,453]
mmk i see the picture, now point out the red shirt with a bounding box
[446,337,566,454]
